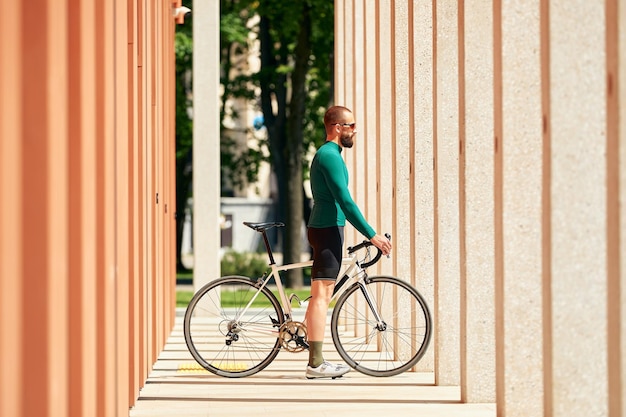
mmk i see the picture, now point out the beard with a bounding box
[340,131,355,148]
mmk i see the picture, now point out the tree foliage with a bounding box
[250,0,334,288]
[175,0,334,287]
[174,1,194,272]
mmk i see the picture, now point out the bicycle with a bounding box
[183,221,432,378]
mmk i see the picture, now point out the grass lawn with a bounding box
[176,288,311,308]
[176,291,195,307]
[176,271,313,308]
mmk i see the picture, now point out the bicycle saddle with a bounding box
[243,221,285,232]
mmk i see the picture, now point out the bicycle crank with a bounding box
[279,321,308,352]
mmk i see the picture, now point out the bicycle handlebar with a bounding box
[347,233,391,268]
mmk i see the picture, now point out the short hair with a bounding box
[323,105,352,127]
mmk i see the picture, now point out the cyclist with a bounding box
[304,105,392,379]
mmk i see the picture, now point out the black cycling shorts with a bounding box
[308,226,344,281]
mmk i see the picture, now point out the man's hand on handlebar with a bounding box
[370,234,392,257]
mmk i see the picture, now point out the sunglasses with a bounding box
[333,122,356,129]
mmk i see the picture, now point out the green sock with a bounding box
[308,341,324,368]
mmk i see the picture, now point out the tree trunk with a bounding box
[258,5,312,289]
[258,13,288,247]
[282,3,312,289]
[175,150,192,272]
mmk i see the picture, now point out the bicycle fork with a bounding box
[357,279,387,331]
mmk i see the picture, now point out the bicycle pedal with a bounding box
[295,337,309,350]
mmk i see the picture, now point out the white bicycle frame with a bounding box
[233,252,368,324]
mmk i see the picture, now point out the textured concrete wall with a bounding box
[434,0,462,387]
[336,0,625,415]
[500,1,545,416]
[412,0,436,373]
[550,1,608,416]
[607,0,626,417]
[463,0,496,403]
[393,0,412,291]
[363,0,380,277]
[377,0,395,279]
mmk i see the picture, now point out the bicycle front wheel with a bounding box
[183,275,284,378]
[331,275,432,377]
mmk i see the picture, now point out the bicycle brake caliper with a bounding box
[270,316,281,328]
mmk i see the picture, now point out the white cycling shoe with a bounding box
[305,361,351,379]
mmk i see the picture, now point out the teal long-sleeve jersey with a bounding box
[307,141,376,239]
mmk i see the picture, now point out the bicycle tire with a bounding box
[331,275,432,377]
[183,275,284,378]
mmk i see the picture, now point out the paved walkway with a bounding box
[129,309,496,417]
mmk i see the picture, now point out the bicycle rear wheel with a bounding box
[183,275,284,378]
[331,275,432,377]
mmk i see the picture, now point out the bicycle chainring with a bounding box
[279,321,308,353]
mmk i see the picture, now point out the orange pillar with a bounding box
[1,1,179,415]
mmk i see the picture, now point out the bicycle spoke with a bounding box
[331,276,432,377]
[184,276,284,377]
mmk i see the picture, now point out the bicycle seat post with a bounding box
[260,230,276,265]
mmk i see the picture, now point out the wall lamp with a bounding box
[173,5,191,24]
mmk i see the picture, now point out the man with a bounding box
[304,105,392,379]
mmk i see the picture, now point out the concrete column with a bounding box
[392,0,412,282]
[114,0,130,411]
[462,0,496,403]
[550,1,608,416]
[128,7,141,395]
[67,1,101,414]
[335,0,346,105]
[48,2,71,415]
[0,2,23,416]
[499,1,545,416]
[141,0,155,369]
[193,0,221,291]
[342,0,354,108]
[363,0,379,268]
[412,0,436,373]
[348,0,363,248]
[377,0,394,277]
[435,0,461,386]
[619,3,626,414]
[608,2,625,415]
[99,0,117,411]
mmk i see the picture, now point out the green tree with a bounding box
[175,1,194,272]
[175,0,265,270]
[254,0,334,288]
[219,0,267,195]
[175,0,334,288]
[217,0,333,287]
